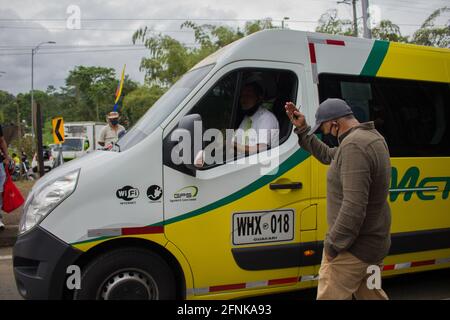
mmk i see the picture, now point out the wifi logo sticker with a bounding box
[116,186,140,202]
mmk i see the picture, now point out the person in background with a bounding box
[0,124,11,230]
[12,153,20,166]
[98,111,126,148]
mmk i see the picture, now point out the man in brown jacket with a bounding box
[285,98,392,300]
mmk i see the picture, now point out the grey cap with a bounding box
[309,98,354,135]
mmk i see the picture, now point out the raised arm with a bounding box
[285,102,337,164]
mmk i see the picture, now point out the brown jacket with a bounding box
[295,122,392,264]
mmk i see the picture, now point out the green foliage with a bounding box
[133,19,275,87]
[412,7,450,48]
[315,9,354,36]
[371,20,409,43]
[65,66,138,121]
[0,90,16,124]
[122,85,166,126]
[1,66,138,149]
[315,6,449,48]
[9,135,34,160]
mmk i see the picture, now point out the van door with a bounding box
[163,61,316,296]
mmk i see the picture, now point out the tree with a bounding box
[0,90,17,124]
[412,7,450,48]
[65,66,116,121]
[372,20,409,43]
[315,9,354,36]
[132,19,275,87]
[316,6,449,48]
[122,85,166,126]
[65,66,137,121]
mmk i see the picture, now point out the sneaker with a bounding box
[0,220,5,230]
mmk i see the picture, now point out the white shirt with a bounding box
[99,124,126,146]
[234,106,279,147]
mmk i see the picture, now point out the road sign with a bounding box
[52,117,65,144]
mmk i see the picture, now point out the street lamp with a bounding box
[31,41,56,138]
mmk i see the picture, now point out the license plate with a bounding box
[232,209,295,245]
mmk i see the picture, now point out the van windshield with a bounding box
[61,138,83,151]
[118,64,214,150]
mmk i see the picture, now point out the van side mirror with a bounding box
[170,114,203,172]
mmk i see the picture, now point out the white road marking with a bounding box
[0,255,12,261]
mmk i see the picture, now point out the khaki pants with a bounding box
[317,250,389,300]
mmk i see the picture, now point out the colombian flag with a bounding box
[113,64,126,111]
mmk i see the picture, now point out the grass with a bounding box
[14,180,35,196]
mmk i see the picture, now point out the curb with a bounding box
[0,225,18,248]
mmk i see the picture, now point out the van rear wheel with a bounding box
[73,248,176,300]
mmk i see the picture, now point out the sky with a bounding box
[0,0,448,95]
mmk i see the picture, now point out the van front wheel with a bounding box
[73,248,176,300]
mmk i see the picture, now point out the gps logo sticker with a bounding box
[116,186,139,204]
[170,186,198,202]
[147,185,163,202]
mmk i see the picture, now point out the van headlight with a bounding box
[19,169,80,235]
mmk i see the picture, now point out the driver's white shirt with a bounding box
[234,106,279,147]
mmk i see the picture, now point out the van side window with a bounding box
[189,72,237,149]
[187,68,297,169]
[318,73,450,157]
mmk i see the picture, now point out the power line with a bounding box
[1,20,445,34]
[0,45,202,57]
[0,44,146,51]
[0,25,195,33]
[0,17,318,22]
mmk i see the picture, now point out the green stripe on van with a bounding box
[71,148,310,246]
[159,148,310,226]
[360,40,390,77]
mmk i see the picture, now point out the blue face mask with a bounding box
[110,119,119,125]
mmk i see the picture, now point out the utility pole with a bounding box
[16,101,21,153]
[361,0,372,39]
[35,103,45,177]
[337,0,358,37]
[31,41,56,140]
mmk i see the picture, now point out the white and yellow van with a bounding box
[13,29,450,300]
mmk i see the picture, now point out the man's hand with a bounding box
[285,102,307,130]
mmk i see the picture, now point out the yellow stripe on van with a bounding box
[376,42,450,83]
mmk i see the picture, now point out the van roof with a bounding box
[192,29,449,71]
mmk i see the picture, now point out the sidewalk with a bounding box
[0,180,34,248]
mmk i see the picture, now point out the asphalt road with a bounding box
[1,246,449,300]
[0,247,21,300]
